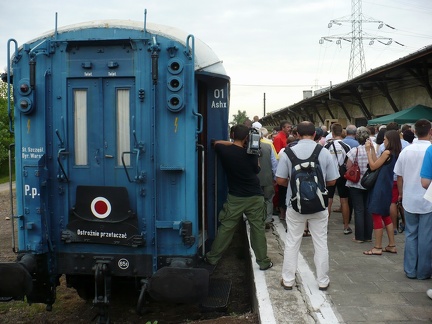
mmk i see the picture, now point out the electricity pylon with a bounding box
[319,0,403,79]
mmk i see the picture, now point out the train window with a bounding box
[117,89,130,166]
[74,90,88,165]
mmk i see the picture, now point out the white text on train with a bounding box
[22,146,44,159]
[211,100,227,108]
[24,185,39,198]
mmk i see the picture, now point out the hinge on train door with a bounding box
[167,43,178,58]
[180,221,195,247]
[139,187,146,197]
[136,171,147,183]
[138,89,145,102]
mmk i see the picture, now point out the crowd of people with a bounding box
[204,116,432,299]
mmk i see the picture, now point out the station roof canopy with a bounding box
[260,44,432,127]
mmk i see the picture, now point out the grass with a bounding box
[0,276,93,321]
[0,299,46,318]
[0,290,88,321]
[0,166,15,184]
[0,174,13,184]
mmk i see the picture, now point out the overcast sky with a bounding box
[1,0,432,120]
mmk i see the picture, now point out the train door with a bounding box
[67,78,135,188]
[63,77,142,246]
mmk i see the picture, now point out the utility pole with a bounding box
[263,93,266,117]
[319,0,404,80]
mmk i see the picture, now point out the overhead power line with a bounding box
[232,84,328,88]
[319,0,404,80]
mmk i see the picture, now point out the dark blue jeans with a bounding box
[349,187,372,241]
[404,210,432,279]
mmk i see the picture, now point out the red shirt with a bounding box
[273,132,287,153]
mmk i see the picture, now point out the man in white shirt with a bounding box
[324,123,352,234]
[251,116,262,130]
[394,119,432,279]
[276,121,338,291]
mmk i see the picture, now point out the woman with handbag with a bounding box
[345,127,373,243]
[363,130,401,255]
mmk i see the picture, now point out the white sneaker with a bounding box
[427,289,432,300]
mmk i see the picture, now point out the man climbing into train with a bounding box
[204,124,273,271]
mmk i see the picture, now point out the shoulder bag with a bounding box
[344,148,360,183]
[360,154,393,189]
[360,165,380,189]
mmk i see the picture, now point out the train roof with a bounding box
[22,19,228,78]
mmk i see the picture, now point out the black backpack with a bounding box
[324,140,350,177]
[285,145,328,214]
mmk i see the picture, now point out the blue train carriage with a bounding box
[2,18,230,316]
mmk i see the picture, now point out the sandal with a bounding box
[303,229,311,237]
[383,245,397,254]
[363,247,382,255]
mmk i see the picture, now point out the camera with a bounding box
[246,128,261,155]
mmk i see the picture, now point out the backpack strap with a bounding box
[285,144,322,164]
[339,141,351,154]
[310,144,323,163]
[329,140,350,165]
[330,141,341,167]
[310,145,326,188]
[285,146,300,166]
[339,141,351,164]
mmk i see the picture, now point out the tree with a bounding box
[230,110,249,126]
[0,80,14,170]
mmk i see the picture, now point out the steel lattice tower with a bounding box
[319,0,402,80]
[349,0,366,79]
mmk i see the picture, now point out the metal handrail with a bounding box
[6,39,19,134]
[121,151,135,183]
[57,149,70,182]
[8,144,17,253]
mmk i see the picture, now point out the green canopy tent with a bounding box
[367,104,432,125]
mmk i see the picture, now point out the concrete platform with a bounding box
[247,203,432,323]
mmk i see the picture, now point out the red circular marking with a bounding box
[95,200,108,214]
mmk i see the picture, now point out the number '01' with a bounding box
[214,89,224,99]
